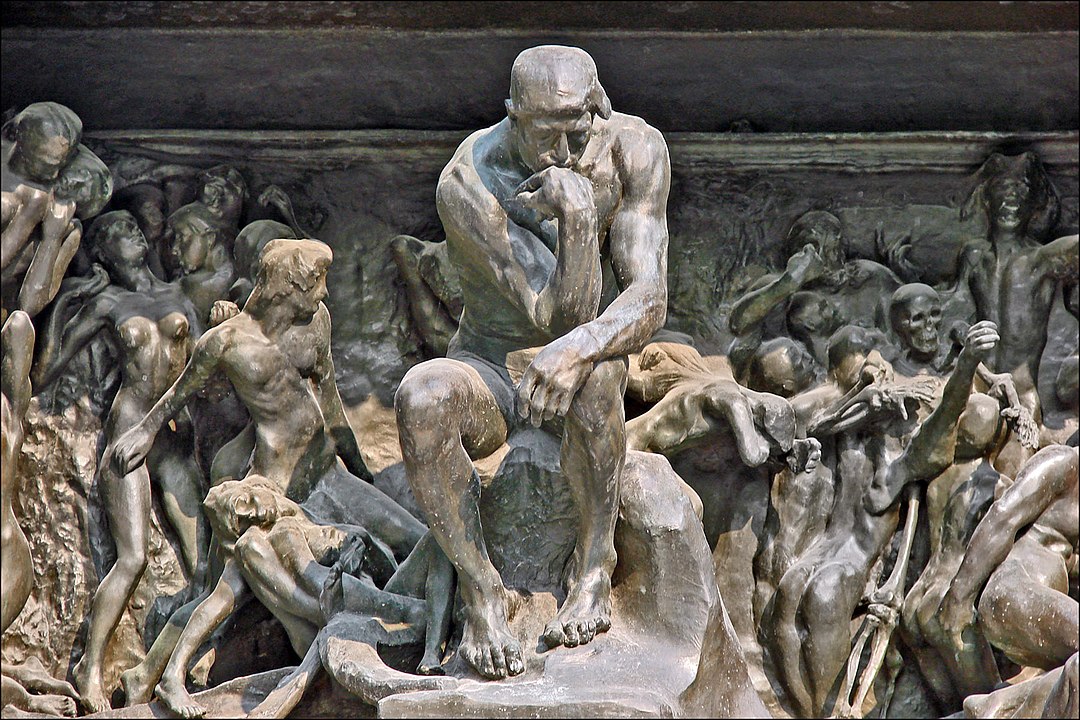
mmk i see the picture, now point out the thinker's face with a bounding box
[511,107,593,172]
[896,295,942,360]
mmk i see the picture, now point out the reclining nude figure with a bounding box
[110,239,426,708]
[625,341,819,472]
[394,45,669,679]
[130,475,452,719]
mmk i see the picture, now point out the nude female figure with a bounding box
[109,239,426,706]
[32,211,208,713]
[2,311,79,716]
[165,202,236,323]
[762,322,1000,717]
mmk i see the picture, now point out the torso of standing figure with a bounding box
[965,243,1055,370]
[115,313,190,397]
[215,310,327,452]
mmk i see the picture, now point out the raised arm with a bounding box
[310,306,372,482]
[111,327,226,474]
[866,321,999,513]
[728,244,824,337]
[436,148,557,332]
[1034,233,1078,281]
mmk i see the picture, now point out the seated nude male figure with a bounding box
[394,45,669,679]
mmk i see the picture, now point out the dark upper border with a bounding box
[3,1,1078,32]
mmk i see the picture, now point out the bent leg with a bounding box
[979,552,1078,670]
[150,435,209,587]
[545,357,627,649]
[395,359,522,679]
[155,560,248,720]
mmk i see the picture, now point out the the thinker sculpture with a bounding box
[394,45,670,680]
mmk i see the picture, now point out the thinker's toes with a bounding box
[563,622,580,647]
[505,645,525,676]
[490,645,507,678]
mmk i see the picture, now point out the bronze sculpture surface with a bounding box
[0,30,1077,720]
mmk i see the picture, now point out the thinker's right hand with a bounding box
[111,424,155,475]
[515,166,596,224]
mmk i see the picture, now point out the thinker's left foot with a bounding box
[543,571,612,649]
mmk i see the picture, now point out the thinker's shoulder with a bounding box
[607,113,667,153]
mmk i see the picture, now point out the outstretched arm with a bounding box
[867,322,999,513]
[728,244,824,336]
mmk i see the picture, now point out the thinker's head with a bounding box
[505,45,611,173]
[889,283,942,362]
[2,102,82,183]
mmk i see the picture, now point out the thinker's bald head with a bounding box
[508,45,611,119]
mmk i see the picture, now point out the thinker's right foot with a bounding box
[155,675,206,719]
[73,657,111,714]
[459,589,525,680]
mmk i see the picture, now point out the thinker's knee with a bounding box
[571,359,628,428]
[396,361,469,427]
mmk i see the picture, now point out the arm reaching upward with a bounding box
[866,321,999,514]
